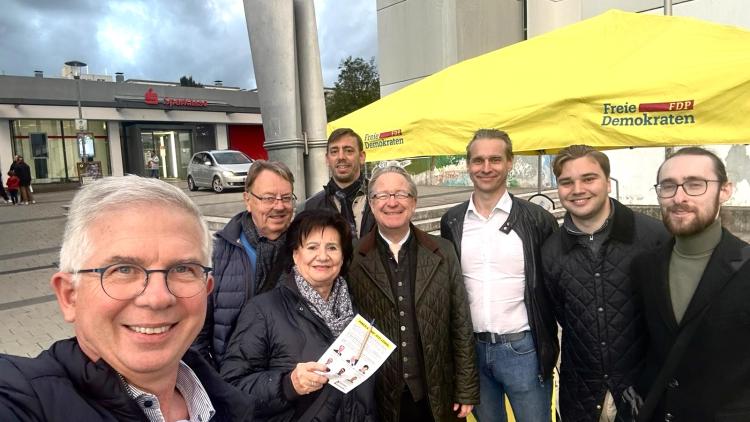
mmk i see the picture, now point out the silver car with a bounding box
[187,150,253,193]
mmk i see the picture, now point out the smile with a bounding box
[127,324,174,335]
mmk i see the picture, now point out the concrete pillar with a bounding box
[294,0,329,197]
[243,0,307,198]
[107,121,124,176]
[0,119,14,171]
[216,124,229,150]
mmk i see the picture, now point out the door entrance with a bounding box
[140,130,193,179]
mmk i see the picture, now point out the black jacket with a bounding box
[302,180,375,239]
[440,194,560,380]
[633,229,750,422]
[541,200,668,421]
[0,338,252,421]
[13,162,31,186]
[220,273,378,422]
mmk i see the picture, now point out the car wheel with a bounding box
[187,176,198,191]
[212,176,224,193]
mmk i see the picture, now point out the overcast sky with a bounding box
[0,0,377,89]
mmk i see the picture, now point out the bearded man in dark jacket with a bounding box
[302,128,375,240]
[0,176,252,421]
[193,160,295,368]
[541,145,667,422]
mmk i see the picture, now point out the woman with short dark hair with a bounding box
[221,209,377,421]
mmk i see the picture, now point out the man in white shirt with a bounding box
[441,129,559,422]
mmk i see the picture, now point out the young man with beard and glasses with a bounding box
[440,129,558,422]
[540,145,667,422]
[0,176,252,421]
[302,128,375,239]
[630,147,750,422]
[193,160,295,368]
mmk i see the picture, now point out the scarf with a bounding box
[327,175,363,237]
[240,211,287,294]
[293,266,354,337]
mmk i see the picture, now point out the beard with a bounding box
[661,194,720,236]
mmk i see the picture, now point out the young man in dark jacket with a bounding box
[633,147,750,422]
[302,128,375,239]
[440,129,558,422]
[0,176,251,421]
[541,145,667,421]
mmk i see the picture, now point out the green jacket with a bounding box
[348,227,479,422]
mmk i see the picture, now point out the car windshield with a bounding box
[212,151,251,165]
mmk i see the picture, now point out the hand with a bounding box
[290,362,329,395]
[453,403,473,418]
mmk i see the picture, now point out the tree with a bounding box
[180,75,204,87]
[325,56,380,121]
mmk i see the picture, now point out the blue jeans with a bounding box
[474,332,552,422]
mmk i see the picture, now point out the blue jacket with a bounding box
[194,211,256,368]
[0,338,253,421]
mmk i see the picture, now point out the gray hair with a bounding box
[368,165,418,199]
[59,176,212,280]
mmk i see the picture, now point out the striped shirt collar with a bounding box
[120,361,216,422]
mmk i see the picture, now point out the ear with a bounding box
[50,272,77,323]
[607,178,612,194]
[205,274,215,295]
[719,181,733,204]
[359,150,366,165]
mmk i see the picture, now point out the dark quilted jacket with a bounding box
[220,272,378,422]
[541,200,668,421]
[347,227,479,422]
[440,194,560,381]
[0,338,253,421]
[193,211,259,367]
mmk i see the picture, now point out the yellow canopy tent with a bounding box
[328,10,750,161]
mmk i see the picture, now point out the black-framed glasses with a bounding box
[248,192,297,206]
[370,191,413,201]
[76,263,212,300]
[654,179,721,198]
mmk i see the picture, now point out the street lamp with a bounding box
[65,60,87,163]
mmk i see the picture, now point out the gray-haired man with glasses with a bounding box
[347,165,479,422]
[193,160,295,368]
[630,147,750,421]
[0,176,252,421]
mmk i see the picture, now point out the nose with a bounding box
[572,180,584,193]
[135,272,176,309]
[272,197,287,210]
[316,247,330,260]
[672,185,689,203]
[482,159,492,172]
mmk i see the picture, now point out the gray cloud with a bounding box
[0,0,377,89]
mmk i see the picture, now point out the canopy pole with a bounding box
[664,0,672,16]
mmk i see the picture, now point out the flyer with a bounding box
[317,314,396,394]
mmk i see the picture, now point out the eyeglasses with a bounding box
[76,263,212,300]
[370,191,413,201]
[248,192,297,206]
[654,179,721,198]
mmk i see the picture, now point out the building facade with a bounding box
[0,74,265,184]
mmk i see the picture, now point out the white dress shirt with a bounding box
[461,191,530,334]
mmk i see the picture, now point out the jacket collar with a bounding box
[48,338,251,421]
[560,198,635,253]
[358,224,441,256]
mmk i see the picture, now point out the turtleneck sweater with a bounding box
[668,218,722,323]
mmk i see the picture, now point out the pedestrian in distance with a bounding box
[13,155,34,205]
[6,170,20,205]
